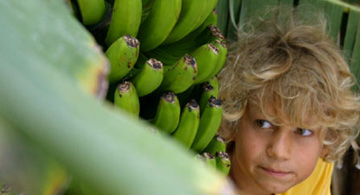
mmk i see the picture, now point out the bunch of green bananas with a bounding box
[68,0,230,176]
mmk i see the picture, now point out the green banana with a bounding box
[199,83,219,112]
[137,0,182,52]
[191,97,223,152]
[195,25,225,48]
[157,54,197,94]
[180,76,219,109]
[140,0,154,23]
[150,92,181,134]
[123,52,149,80]
[114,81,140,118]
[203,133,226,155]
[189,43,220,85]
[208,38,228,78]
[77,0,106,25]
[215,151,231,176]
[144,10,219,65]
[172,99,200,149]
[207,76,219,93]
[105,35,140,83]
[131,58,163,97]
[175,10,219,52]
[163,0,219,44]
[105,0,142,46]
[202,152,217,169]
[176,10,219,47]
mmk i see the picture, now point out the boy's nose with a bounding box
[266,130,292,160]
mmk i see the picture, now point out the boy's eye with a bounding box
[295,128,313,136]
[255,120,272,129]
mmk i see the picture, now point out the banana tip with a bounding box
[187,99,199,111]
[209,25,225,41]
[161,92,176,103]
[208,43,219,55]
[209,97,222,107]
[184,54,197,73]
[124,35,140,48]
[203,152,215,160]
[117,81,131,93]
[148,58,163,70]
[203,82,214,91]
[216,151,230,160]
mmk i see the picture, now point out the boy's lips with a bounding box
[259,166,292,178]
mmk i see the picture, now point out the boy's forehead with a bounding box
[247,101,276,116]
[247,102,280,120]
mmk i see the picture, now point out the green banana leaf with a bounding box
[0,0,108,98]
[0,118,69,195]
[0,0,236,194]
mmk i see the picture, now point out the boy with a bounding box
[218,8,360,195]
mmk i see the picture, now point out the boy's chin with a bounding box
[258,181,296,194]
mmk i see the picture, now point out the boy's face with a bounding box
[230,102,326,194]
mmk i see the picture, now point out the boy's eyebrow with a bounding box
[248,102,290,126]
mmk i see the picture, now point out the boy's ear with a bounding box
[228,132,237,142]
[320,145,329,158]
[218,125,237,142]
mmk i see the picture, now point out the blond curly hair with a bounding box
[218,7,360,161]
